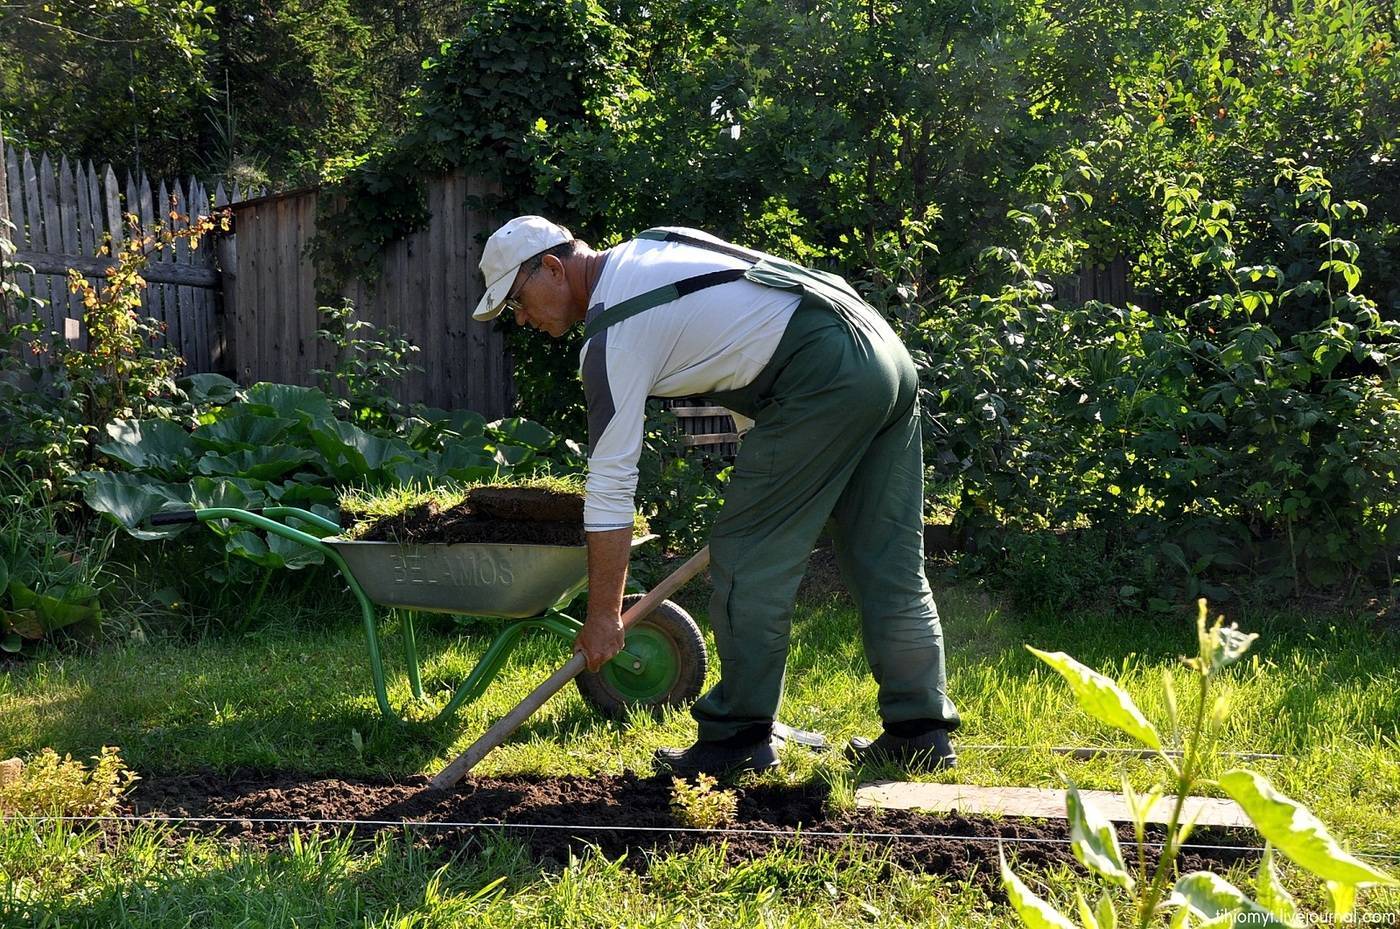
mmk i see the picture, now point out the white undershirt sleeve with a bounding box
[580,328,654,531]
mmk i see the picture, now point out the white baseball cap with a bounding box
[473,216,574,321]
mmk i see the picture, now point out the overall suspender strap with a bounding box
[634,228,767,263]
[581,230,763,342]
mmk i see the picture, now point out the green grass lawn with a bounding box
[2,567,1398,927]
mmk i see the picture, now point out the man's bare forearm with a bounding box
[574,527,632,671]
[586,527,631,619]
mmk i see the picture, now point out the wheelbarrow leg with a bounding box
[355,583,397,722]
[400,610,424,701]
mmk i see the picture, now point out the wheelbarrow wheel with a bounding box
[576,594,708,719]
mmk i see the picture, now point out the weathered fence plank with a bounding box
[84,161,103,256]
[425,174,448,406]
[4,143,30,320]
[213,182,235,372]
[103,165,123,252]
[464,175,491,412]
[135,175,160,340]
[12,252,217,287]
[172,178,194,365]
[57,155,82,328]
[38,154,64,332]
[22,151,52,330]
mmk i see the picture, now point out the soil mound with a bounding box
[357,488,584,546]
[125,770,1261,891]
[466,486,584,524]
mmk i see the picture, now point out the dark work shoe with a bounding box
[846,727,958,772]
[773,721,830,752]
[653,736,781,778]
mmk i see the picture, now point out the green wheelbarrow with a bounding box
[147,506,709,725]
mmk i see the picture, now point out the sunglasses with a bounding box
[500,263,540,317]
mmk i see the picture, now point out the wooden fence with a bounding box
[0,136,515,417]
[0,139,265,370]
[225,174,514,417]
[1054,254,1162,312]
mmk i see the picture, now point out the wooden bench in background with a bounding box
[666,399,739,459]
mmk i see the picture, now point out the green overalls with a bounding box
[585,230,960,742]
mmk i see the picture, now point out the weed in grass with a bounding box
[816,766,857,815]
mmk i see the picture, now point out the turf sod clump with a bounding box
[341,478,590,546]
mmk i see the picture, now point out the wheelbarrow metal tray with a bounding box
[328,539,587,618]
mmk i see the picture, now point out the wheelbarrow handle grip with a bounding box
[148,507,265,526]
[430,544,712,790]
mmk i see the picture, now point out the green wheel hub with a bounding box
[600,624,681,701]
[574,595,707,718]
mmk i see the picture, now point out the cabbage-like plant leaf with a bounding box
[7,580,101,635]
[226,531,277,567]
[242,383,335,425]
[1065,779,1134,890]
[196,445,318,481]
[225,530,323,570]
[999,847,1077,929]
[1218,770,1397,893]
[390,458,435,486]
[274,480,337,506]
[186,475,267,507]
[176,372,242,407]
[269,532,324,569]
[1170,872,1289,926]
[1026,646,1162,750]
[494,444,535,467]
[78,471,189,539]
[489,417,556,450]
[192,413,297,452]
[3,606,45,639]
[440,436,493,468]
[405,408,487,448]
[309,420,416,482]
[99,419,195,475]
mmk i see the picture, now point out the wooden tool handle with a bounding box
[429,545,711,789]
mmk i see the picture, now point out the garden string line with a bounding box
[34,814,1400,863]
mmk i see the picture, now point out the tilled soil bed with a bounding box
[124,771,1261,891]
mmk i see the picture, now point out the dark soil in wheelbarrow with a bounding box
[124,770,1262,892]
[358,487,585,546]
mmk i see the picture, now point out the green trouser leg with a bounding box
[830,391,960,732]
[691,294,960,742]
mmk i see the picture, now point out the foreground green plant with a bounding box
[670,773,738,830]
[1003,600,1397,928]
[0,746,138,818]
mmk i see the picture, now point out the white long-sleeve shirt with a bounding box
[578,228,800,531]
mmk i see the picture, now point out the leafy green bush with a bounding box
[1005,601,1397,925]
[905,161,1400,605]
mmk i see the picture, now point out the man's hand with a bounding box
[575,611,625,672]
[577,526,632,673]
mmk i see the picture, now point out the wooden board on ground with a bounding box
[855,781,1251,829]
